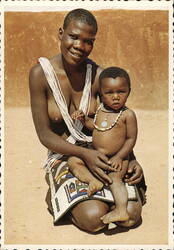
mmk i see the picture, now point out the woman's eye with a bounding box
[70,35,77,40]
[85,40,93,45]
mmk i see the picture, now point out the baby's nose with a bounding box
[113,93,119,99]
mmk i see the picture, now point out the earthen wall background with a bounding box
[4,10,168,109]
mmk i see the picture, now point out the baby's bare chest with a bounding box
[94,110,126,133]
[92,111,127,155]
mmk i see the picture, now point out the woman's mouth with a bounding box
[69,50,83,59]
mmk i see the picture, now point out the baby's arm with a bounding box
[109,109,138,170]
[71,110,94,131]
[84,115,94,131]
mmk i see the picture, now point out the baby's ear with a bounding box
[58,28,64,40]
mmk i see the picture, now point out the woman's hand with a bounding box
[82,149,116,185]
[124,159,143,185]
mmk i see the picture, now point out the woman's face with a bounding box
[59,20,96,66]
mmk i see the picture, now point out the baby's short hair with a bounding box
[99,67,131,89]
[63,8,98,34]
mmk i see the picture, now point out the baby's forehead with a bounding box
[101,76,128,85]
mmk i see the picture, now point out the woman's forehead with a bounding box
[64,20,97,35]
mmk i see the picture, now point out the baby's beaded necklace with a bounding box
[93,103,124,132]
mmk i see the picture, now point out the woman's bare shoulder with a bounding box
[29,55,59,79]
[87,59,103,90]
[96,65,104,77]
[29,61,44,78]
[87,58,102,73]
[29,61,47,90]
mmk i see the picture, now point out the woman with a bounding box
[29,8,146,233]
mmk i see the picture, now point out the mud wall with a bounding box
[4,10,168,109]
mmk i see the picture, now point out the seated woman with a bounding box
[29,8,146,233]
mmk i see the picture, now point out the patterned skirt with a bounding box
[44,142,147,224]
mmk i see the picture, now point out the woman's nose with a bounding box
[73,40,84,51]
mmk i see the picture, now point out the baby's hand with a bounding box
[71,110,85,123]
[108,155,123,171]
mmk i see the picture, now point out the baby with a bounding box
[68,67,138,224]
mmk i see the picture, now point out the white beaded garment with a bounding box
[38,57,92,172]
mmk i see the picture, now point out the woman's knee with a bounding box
[70,200,109,233]
[117,200,142,228]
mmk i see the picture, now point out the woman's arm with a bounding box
[124,161,143,185]
[29,65,87,157]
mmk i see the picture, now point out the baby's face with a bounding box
[100,77,130,111]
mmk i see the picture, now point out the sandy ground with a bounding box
[3,107,168,246]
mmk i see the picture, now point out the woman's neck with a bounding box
[61,54,87,74]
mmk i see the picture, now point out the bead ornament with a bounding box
[93,104,124,132]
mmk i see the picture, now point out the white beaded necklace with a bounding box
[93,104,124,132]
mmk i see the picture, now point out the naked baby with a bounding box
[68,67,138,224]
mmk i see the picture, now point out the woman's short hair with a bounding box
[63,8,98,34]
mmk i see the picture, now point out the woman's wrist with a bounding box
[75,145,89,160]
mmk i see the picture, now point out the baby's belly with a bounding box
[92,129,126,156]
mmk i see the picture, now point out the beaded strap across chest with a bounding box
[39,57,92,171]
[39,57,92,143]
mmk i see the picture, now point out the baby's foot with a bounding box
[88,179,103,196]
[101,208,129,224]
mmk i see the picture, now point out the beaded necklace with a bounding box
[93,104,124,132]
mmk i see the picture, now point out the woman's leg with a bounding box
[70,199,142,232]
[70,199,110,232]
[68,156,103,195]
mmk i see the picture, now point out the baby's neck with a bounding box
[101,103,125,113]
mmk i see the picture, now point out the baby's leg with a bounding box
[101,159,129,224]
[68,156,103,196]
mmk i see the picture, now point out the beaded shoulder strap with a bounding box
[39,57,92,143]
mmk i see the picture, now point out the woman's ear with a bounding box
[58,28,64,40]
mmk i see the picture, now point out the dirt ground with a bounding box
[3,107,169,246]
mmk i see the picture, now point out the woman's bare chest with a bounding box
[47,83,97,123]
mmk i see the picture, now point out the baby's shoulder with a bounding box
[122,107,136,119]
